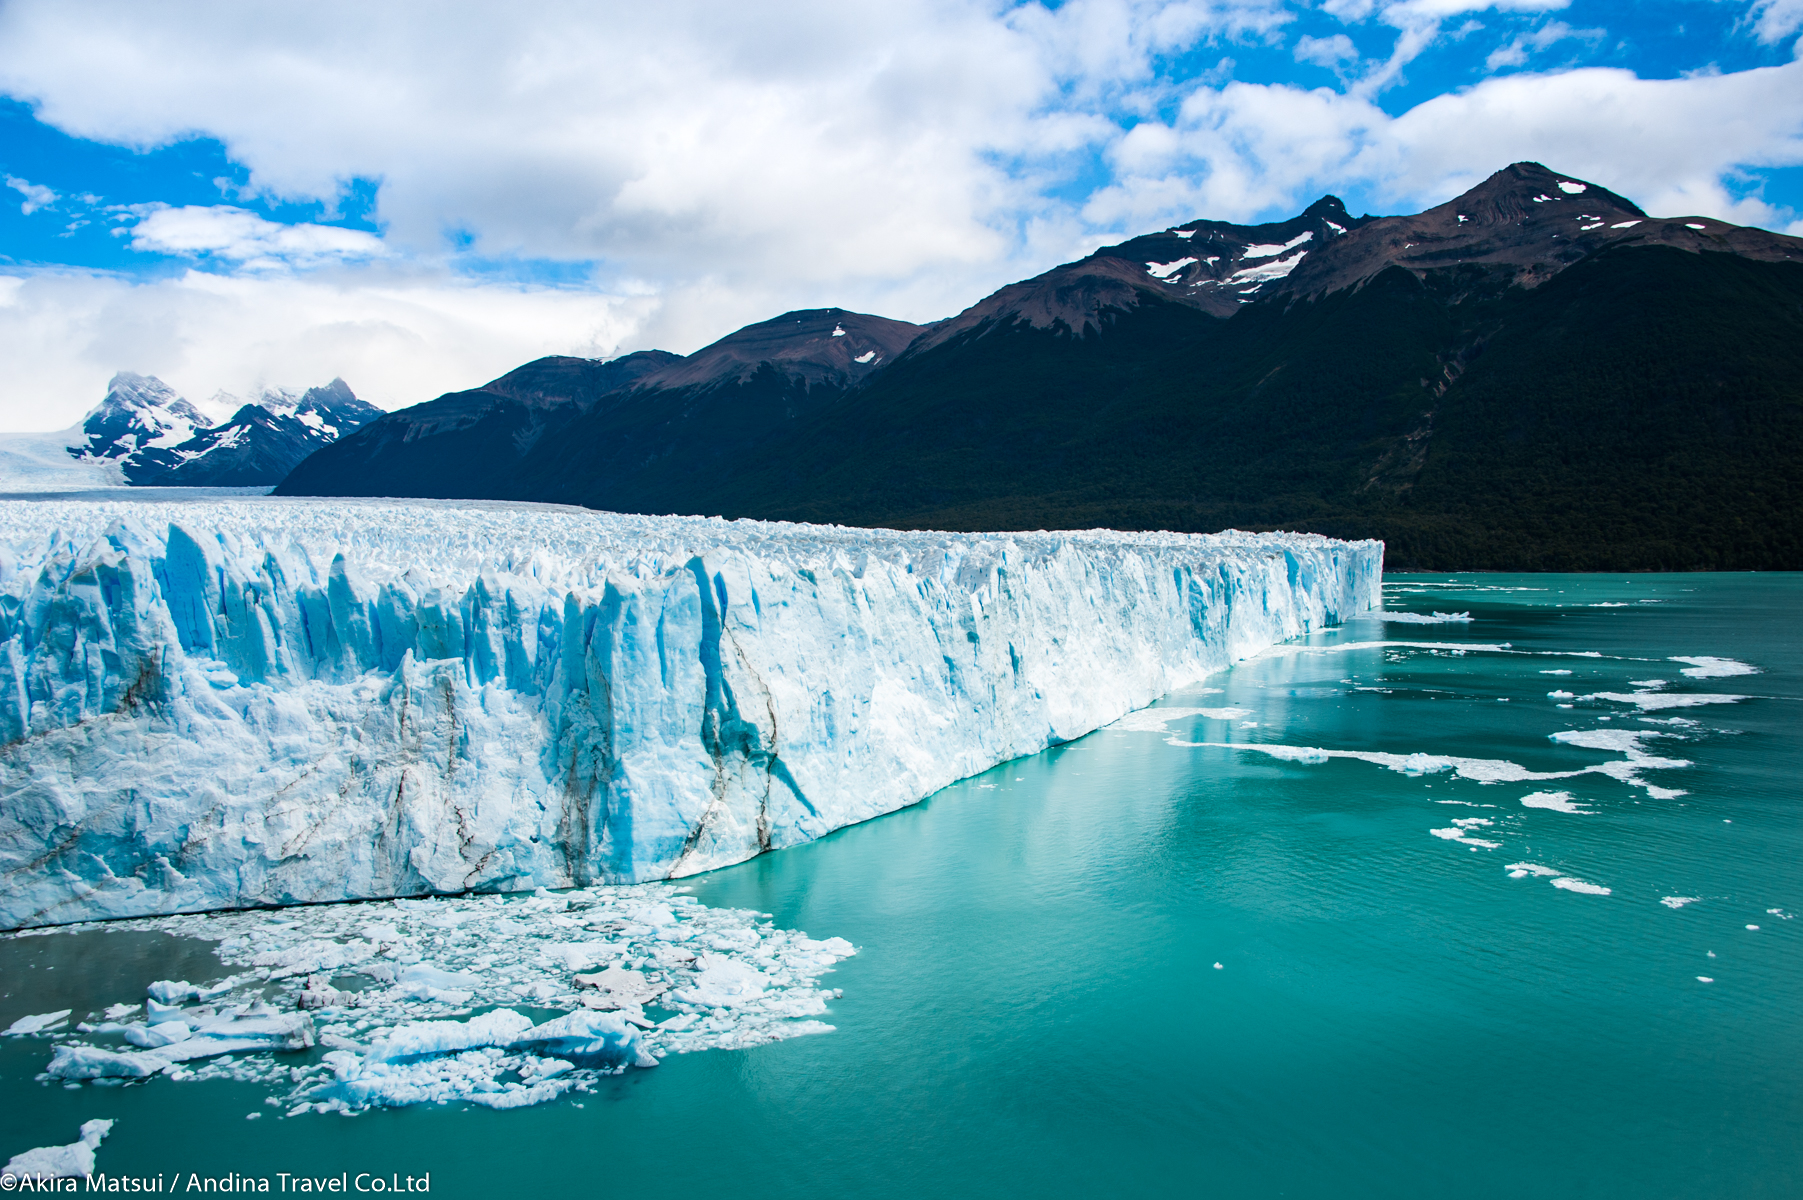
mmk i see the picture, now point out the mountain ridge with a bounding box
[277,162,1803,570]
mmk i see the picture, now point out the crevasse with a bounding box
[0,498,1381,928]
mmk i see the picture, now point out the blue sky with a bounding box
[0,0,1800,426]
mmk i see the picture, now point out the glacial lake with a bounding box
[3,573,1799,1198]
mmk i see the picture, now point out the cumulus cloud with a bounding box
[1295,33,1361,71]
[0,267,652,430]
[1088,59,1803,232]
[0,0,1799,422]
[1747,0,1803,44]
[127,205,388,269]
[0,1,1285,299]
[5,175,57,215]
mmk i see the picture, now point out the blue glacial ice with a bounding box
[0,498,1381,927]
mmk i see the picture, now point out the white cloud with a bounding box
[0,0,1799,426]
[128,205,388,269]
[1295,33,1361,70]
[0,1,1284,296]
[1485,19,1602,71]
[1747,0,1803,44]
[0,267,653,430]
[1087,60,1803,232]
[5,175,57,215]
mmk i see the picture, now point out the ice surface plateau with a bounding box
[0,498,1380,927]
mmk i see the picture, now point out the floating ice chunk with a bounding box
[1697,976,1714,983]
[1551,877,1611,895]
[1669,656,1757,679]
[1769,908,1793,919]
[102,1003,139,1020]
[1579,691,1746,711]
[124,1020,191,1048]
[1660,897,1700,909]
[1557,180,1588,193]
[1145,257,1199,279]
[46,1044,169,1079]
[1628,679,1666,688]
[147,980,201,1005]
[253,940,375,979]
[399,964,481,992]
[514,1010,656,1069]
[675,955,769,1007]
[369,1009,535,1062]
[1430,826,1500,849]
[2,1120,113,1181]
[573,966,667,1012]
[1521,791,1590,814]
[1548,690,1576,699]
[1382,611,1473,624]
[1541,670,1572,675]
[1746,924,1760,931]
[1550,728,1674,754]
[1507,863,1562,878]
[3,1009,71,1035]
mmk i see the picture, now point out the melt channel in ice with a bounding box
[0,497,1381,928]
[13,882,855,1114]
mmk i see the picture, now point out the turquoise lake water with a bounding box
[3,573,1798,1197]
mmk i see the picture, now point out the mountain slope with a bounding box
[277,163,1803,570]
[279,308,921,502]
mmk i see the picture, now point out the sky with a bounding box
[1,0,1800,429]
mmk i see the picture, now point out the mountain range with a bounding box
[0,373,381,490]
[277,162,1797,569]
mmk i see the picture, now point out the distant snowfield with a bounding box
[0,497,1381,927]
[0,427,121,492]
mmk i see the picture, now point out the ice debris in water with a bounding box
[1661,897,1701,909]
[1429,818,1500,849]
[1520,791,1591,814]
[1505,862,1609,894]
[35,883,854,1114]
[2,1120,113,1181]
[3,1010,71,1035]
[1668,656,1758,679]
[1380,611,1473,624]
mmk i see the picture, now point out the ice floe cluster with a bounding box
[1110,632,1764,905]
[0,497,1381,928]
[8,884,854,1115]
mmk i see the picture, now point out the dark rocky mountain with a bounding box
[65,373,379,486]
[279,308,922,504]
[151,380,383,486]
[279,163,1803,571]
[74,372,215,482]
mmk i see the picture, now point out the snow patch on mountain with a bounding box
[0,499,1380,927]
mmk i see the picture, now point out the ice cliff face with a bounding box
[0,499,1381,928]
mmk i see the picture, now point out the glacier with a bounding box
[0,497,1381,928]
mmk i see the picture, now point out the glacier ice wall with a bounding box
[0,498,1381,928]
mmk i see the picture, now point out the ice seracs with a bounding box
[0,498,1380,927]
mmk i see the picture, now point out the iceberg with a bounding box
[0,498,1380,927]
[2,1120,114,1181]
